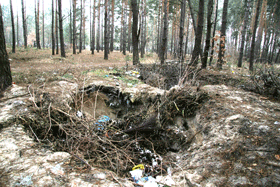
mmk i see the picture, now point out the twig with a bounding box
[44,103,52,139]
[94,90,99,119]
[72,154,93,169]
[29,125,41,143]
[28,85,38,108]
[109,171,123,187]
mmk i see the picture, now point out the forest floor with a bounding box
[1,48,280,186]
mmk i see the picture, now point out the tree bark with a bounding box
[255,0,267,56]
[140,0,146,58]
[55,0,59,54]
[35,0,41,49]
[58,0,65,57]
[10,0,16,53]
[42,0,45,49]
[190,0,204,66]
[91,0,95,54]
[0,4,12,92]
[72,0,76,54]
[217,0,229,69]
[110,0,115,52]
[186,0,197,35]
[127,8,132,52]
[209,0,218,65]
[184,13,190,57]
[79,0,83,53]
[131,0,139,65]
[238,0,249,67]
[104,0,109,59]
[21,0,27,48]
[122,0,127,55]
[179,0,186,63]
[16,13,19,47]
[97,0,100,52]
[52,0,55,55]
[83,0,85,50]
[160,0,168,65]
[202,0,214,69]
[249,0,262,71]
[69,0,72,49]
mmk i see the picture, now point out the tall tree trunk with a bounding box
[140,0,146,58]
[110,0,115,52]
[122,0,127,55]
[79,0,83,53]
[127,8,132,52]
[16,12,19,47]
[104,0,109,59]
[52,0,55,55]
[184,13,190,57]
[83,0,85,49]
[202,0,214,69]
[91,0,95,54]
[160,0,168,64]
[190,0,204,66]
[58,0,65,57]
[97,0,100,52]
[209,0,218,65]
[35,0,41,49]
[131,0,139,65]
[249,0,262,71]
[0,4,12,92]
[10,0,16,53]
[21,0,27,48]
[238,0,249,67]
[72,0,76,54]
[269,32,278,62]
[69,0,72,49]
[101,7,104,51]
[255,0,267,56]
[186,0,197,35]
[156,2,161,55]
[178,0,186,63]
[55,0,59,54]
[217,0,229,69]
[42,0,45,49]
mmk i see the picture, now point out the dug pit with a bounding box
[14,82,208,178]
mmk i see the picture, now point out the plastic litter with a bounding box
[130,169,143,181]
[95,115,110,131]
[132,164,145,170]
[51,163,65,175]
[15,175,33,186]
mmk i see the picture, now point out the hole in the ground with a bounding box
[18,82,208,176]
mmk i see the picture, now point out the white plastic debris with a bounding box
[16,175,33,186]
[77,111,83,118]
[50,163,65,175]
[130,169,143,181]
[274,121,280,125]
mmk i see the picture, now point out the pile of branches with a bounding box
[160,87,209,126]
[251,66,280,98]
[17,90,162,175]
[18,84,209,176]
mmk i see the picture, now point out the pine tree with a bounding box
[0,4,12,93]
[21,0,27,48]
[217,0,229,69]
[58,0,65,57]
[73,0,76,54]
[238,0,249,67]
[131,0,139,65]
[10,0,16,53]
[249,0,262,71]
